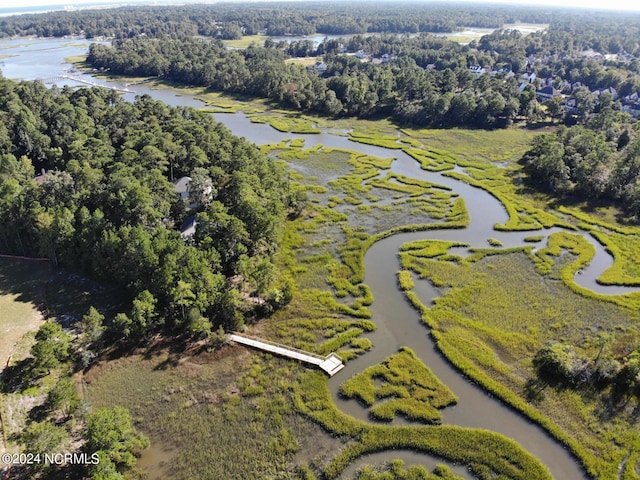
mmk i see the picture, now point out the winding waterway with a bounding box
[2,37,637,479]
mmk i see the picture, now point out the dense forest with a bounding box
[0,75,294,341]
[521,119,640,218]
[86,35,528,128]
[1,1,639,58]
[0,2,552,39]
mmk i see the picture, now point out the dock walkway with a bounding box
[228,333,344,376]
[38,74,132,93]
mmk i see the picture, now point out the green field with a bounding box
[0,257,50,363]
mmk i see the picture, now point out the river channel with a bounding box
[2,37,637,479]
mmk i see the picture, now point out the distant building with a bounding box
[312,61,327,75]
[536,86,561,101]
[594,87,618,100]
[33,168,50,185]
[180,215,197,239]
[622,102,640,118]
[380,53,395,63]
[570,81,584,92]
[173,176,192,201]
[468,65,487,76]
[521,72,536,83]
[617,50,635,62]
[565,97,578,114]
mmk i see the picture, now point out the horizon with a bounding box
[2,0,640,13]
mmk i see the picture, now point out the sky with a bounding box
[2,0,640,13]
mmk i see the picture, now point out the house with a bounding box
[539,77,554,87]
[173,176,192,201]
[622,102,640,118]
[570,81,584,92]
[565,97,578,114]
[312,61,327,75]
[521,72,536,83]
[617,50,635,62]
[380,53,395,64]
[490,66,513,78]
[180,215,197,239]
[536,86,561,101]
[34,168,51,185]
[468,65,487,76]
[594,87,618,101]
[581,49,604,60]
[355,50,368,59]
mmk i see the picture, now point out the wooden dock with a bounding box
[228,333,345,376]
[38,75,132,93]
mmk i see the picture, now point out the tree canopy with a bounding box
[0,75,292,338]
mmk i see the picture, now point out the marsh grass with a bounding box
[249,113,321,133]
[84,349,331,479]
[339,348,457,424]
[401,242,640,478]
[354,460,465,480]
[344,127,568,233]
[399,127,539,164]
[294,371,553,480]
[590,231,640,286]
[80,109,640,479]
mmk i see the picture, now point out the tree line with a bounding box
[521,105,640,219]
[0,2,554,39]
[86,35,530,128]
[0,75,295,341]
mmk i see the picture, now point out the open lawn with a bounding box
[0,257,50,364]
[0,257,50,459]
[221,35,268,49]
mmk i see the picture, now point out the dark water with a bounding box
[2,38,633,479]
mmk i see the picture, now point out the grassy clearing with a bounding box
[221,35,268,48]
[0,258,50,363]
[339,347,457,423]
[285,56,321,67]
[0,257,50,457]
